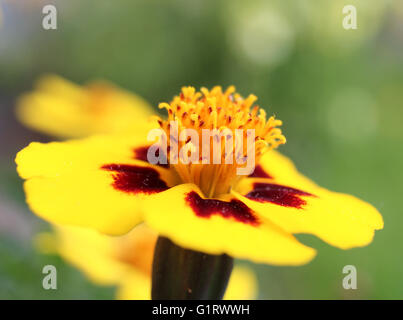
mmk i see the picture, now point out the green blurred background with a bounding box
[0,0,402,299]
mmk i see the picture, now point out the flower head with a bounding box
[16,85,383,267]
[16,74,153,138]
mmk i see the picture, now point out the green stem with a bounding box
[151,236,233,300]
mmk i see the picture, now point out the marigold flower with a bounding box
[36,224,256,300]
[16,74,154,138]
[16,85,383,298]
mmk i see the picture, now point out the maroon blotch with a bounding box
[101,164,168,194]
[246,183,314,209]
[133,146,169,168]
[185,191,259,226]
[248,165,273,179]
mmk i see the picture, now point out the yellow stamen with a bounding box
[156,86,286,197]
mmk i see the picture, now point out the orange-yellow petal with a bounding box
[16,135,179,235]
[233,150,383,249]
[36,226,129,285]
[116,270,151,300]
[224,266,258,300]
[16,74,154,138]
[143,183,316,266]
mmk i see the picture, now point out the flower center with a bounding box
[155,86,285,197]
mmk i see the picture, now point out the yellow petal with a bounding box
[247,150,318,189]
[41,225,129,285]
[224,266,258,300]
[143,183,316,266]
[233,150,384,249]
[38,224,157,297]
[116,270,151,300]
[45,223,152,299]
[16,74,154,138]
[16,135,179,234]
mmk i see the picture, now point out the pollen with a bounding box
[155,86,286,197]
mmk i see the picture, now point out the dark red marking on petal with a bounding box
[133,146,169,168]
[101,164,168,194]
[246,183,314,209]
[248,165,273,179]
[185,191,259,226]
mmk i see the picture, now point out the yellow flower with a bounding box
[36,224,257,300]
[17,76,259,298]
[16,74,154,138]
[16,86,383,268]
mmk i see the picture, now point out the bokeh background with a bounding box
[0,0,402,299]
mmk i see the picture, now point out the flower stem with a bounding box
[151,236,233,299]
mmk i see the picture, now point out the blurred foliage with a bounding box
[0,0,402,299]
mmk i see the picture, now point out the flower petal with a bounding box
[16,134,174,179]
[116,270,151,300]
[233,150,384,249]
[16,135,179,234]
[37,226,128,285]
[224,266,258,300]
[143,183,316,266]
[16,74,154,138]
[247,150,318,189]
